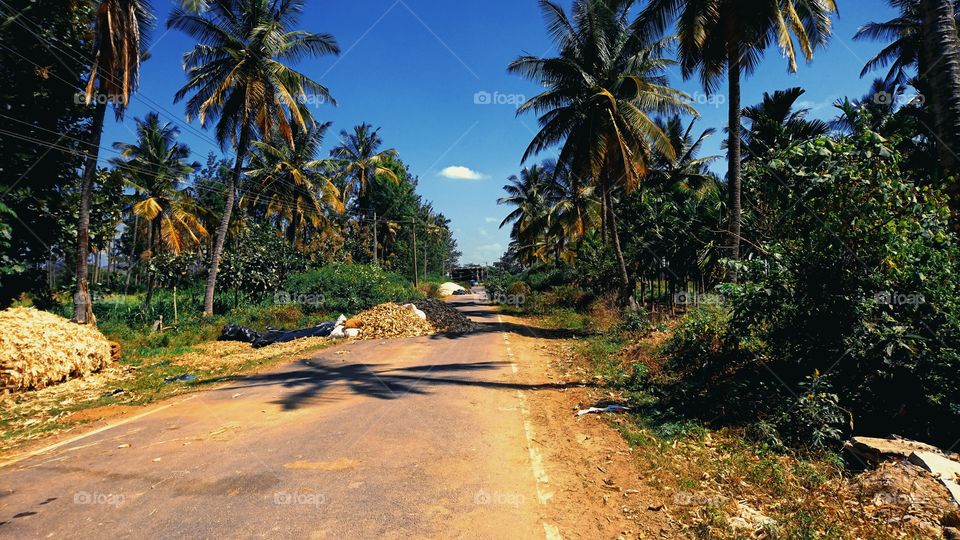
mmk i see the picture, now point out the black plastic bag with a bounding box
[219,323,262,343]
[251,321,336,349]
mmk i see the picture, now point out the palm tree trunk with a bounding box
[73,100,107,324]
[203,123,251,316]
[921,0,960,217]
[604,172,637,310]
[726,50,743,283]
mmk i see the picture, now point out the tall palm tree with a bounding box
[74,0,153,324]
[510,0,694,307]
[168,0,339,316]
[638,0,839,282]
[243,122,343,248]
[739,87,831,160]
[111,112,206,302]
[920,0,960,189]
[546,163,600,262]
[498,162,555,265]
[854,0,933,84]
[330,123,399,207]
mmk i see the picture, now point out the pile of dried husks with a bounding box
[353,303,434,339]
[417,299,475,333]
[0,307,114,391]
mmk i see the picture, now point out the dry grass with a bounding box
[0,307,113,391]
[172,337,332,370]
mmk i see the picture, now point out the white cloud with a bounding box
[484,217,499,224]
[439,165,485,180]
[478,228,488,237]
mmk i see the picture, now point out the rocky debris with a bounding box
[352,303,434,339]
[844,436,949,465]
[415,299,476,334]
[908,451,960,505]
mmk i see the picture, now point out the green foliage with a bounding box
[284,263,420,315]
[655,133,960,448]
[219,224,309,299]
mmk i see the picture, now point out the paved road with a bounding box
[0,296,553,539]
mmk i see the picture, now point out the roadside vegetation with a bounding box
[489,0,960,536]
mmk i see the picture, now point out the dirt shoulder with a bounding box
[500,311,676,539]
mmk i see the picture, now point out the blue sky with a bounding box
[98,0,900,264]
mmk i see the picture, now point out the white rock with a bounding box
[345,328,360,338]
[329,325,345,338]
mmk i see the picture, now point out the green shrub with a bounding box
[284,264,420,315]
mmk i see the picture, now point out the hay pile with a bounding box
[0,307,113,391]
[417,299,475,333]
[353,303,434,339]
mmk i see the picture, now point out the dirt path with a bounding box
[0,296,667,538]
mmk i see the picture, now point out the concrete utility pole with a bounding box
[372,209,378,266]
[411,218,418,288]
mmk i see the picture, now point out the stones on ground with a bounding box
[844,436,948,465]
[728,503,776,533]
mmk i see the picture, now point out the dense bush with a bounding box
[284,264,421,315]
[655,134,960,448]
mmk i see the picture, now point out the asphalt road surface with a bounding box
[0,295,558,539]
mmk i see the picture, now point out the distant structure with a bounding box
[450,264,487,283]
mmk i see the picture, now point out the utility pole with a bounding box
[372,209,378,266]
[411,218,419,288]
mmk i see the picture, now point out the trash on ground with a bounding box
[0,307,114,391]
[577,405,630,416]
[163,374,197,383]
[251,321,336,348]
[218,323,262,344]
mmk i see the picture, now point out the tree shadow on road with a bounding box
[200,359,587,411]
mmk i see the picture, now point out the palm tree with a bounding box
[111,112,206,302]
[739,87,831,160]
[510,0,694,307]
[650,115,720,194]
[330,123,399,207]
[243,122,343,248]
[638,0,839,282]
[855,0,932,84]
[919,0,960,189]
[168,0,339,316]
[74,0,153,324]
[546,163,600,262]
[498,162,555,265]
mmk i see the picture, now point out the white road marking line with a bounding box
[498,313,560,538]
[0,395,198,469]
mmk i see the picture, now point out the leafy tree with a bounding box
[168,0,339,316]
[738,87,830,161]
